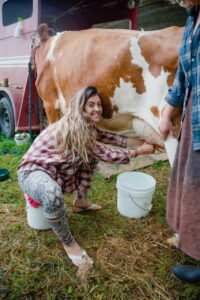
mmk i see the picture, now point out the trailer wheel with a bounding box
[0,96,15,138]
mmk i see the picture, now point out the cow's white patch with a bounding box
[47,33,63,61]
[109,32,177,162]
[54,100,59,110]
[110,32,170,133]
[54,91,68,115]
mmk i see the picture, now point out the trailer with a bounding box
[0,0,139,138]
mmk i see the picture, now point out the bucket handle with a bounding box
[128,193,152,212]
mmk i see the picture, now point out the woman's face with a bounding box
[181,0,200,8]
[84,94,103,123]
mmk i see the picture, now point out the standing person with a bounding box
[159,0,200,283]
[18,86,155,268]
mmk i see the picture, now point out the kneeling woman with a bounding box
[18,86,154,267]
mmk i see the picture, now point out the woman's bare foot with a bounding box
[63,241,93,267]
[73,199,102,211]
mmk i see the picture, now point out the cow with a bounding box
[33,24,184,165]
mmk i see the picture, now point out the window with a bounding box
[2,0,33,26]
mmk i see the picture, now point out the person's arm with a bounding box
[95,128,128,148]
[165,60,185,108]
[129,142,155,158]
[95,128,145,148]
[159,58,186,140]
[91,141,155,164]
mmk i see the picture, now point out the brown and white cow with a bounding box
[34,25,184,165]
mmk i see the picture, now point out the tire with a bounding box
[0,96,15,138]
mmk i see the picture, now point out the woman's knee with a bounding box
[42,183,64,213]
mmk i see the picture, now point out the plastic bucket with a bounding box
[116,172,156,218]
[14,133,30,146]
[26,199,51,230]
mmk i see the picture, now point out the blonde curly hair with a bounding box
[55,86,100,163]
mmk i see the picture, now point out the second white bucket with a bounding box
[116,172,156,218]
[26,200,51,230]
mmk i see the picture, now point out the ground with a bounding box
[0,134,200,299]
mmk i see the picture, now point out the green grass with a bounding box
[0,135,200,299]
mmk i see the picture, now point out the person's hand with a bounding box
[159,117,175,141]
[129,142,155,158]
[138,142,155,155]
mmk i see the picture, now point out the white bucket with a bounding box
[14,133,30,145]
[116,172,156,218]
[26,200,51,230]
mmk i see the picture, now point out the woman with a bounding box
[159,0,200,283]
[18,86,155,267]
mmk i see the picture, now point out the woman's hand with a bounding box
[129,142,155,158]
[138,142,155,155]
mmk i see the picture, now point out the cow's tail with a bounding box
[37,23,56,42]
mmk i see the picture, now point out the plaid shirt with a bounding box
[18,124,129,193]
[164,7,200,150]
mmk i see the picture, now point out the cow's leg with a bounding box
[36,75,60,123]
[43,101,60,123]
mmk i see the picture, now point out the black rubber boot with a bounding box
[172,264,200,283]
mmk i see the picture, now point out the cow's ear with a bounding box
[99,93,113,119]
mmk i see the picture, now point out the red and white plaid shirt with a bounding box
[18,124,130,193]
